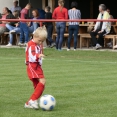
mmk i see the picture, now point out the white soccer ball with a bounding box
[39,94,56,111]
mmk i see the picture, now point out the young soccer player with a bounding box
[24,27,47,109]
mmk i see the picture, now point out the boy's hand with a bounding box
[39,54,45,59]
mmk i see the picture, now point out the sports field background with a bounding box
[0,48,117,117]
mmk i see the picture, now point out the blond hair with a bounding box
[58,0,65,12]
[33,27,47,40]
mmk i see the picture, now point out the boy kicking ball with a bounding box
[24,27,47,109]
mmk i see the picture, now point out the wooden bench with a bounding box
[0,32,20,45]
[104,35,117,49]
[79,33,117,49]
[79,33,91,48]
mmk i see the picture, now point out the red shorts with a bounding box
[27,63,44,79]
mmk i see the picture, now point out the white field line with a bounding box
[0,57,116,65]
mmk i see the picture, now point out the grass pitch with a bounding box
[0,48,117,117]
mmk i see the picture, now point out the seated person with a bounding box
[0,7,15,36]
[90,4,111,50]
[6,10,20,46]
[106,8,116,48]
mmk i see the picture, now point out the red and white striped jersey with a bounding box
[25,39,43,65]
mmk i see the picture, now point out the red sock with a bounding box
[30,82,45,101]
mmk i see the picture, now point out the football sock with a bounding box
[30,82,45,101]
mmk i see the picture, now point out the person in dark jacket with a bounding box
[0,7,15,35]
[44,6,55,48]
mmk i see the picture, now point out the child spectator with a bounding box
[44,6,55,48]
[24,27,47,109]
[52,0,68,51]
[10,0,21,14]
[18,3,31,46]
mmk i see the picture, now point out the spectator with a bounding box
[67,1,81,51]
[52,0,68,51]
[106,8,114,19]
[6,9,40,46]
[106,8,115,48]
[10,0,21,14]
[6,10,20,46]
[44,6,56,48]
[90,4,111,50]
[28,9,41,33]
[37,8,45,19]
[18,3,31,46]
[0,7,15,36]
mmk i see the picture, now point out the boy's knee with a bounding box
[40,78,46,85]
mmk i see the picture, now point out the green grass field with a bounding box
[0,48,117,117]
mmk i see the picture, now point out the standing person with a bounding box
[52,0,68,51]
[24,27,47,109]
[44,6,56,48]
[18,3,31,46]
[67,1,81,51]
[10,0,21,14]
[90,4,111,50]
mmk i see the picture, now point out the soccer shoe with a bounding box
[28,99,39,110]
[24,103,33,109]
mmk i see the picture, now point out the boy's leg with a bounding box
[30,78,45,101]
[27,78,45,109]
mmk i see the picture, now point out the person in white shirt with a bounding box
[90,4,111,50]
[10,0,21,14]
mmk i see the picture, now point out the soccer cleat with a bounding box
[28,99,39,110]
[74,49,76,51]
[24,103,33,109]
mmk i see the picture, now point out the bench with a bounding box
[79,33,117,49]
[0,32,20,45]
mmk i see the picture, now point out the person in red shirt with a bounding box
[18,3,31,46]
[24,27,47,109]
[52,0,68,50]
